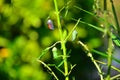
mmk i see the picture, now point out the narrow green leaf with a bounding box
[38,48,50,59]
[112,34,120,47]
[74,6,104,21]
[74,6,95,16]
[64,18,80,41]
[57,50,71,67]
[71,18,105,33]
[92,49,120,63]
[79,20,105,32]
[48,64,64,75]
[92,49,108,57]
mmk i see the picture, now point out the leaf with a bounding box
[112,34,120,47]
[57,50,71,67]
[71,18,105,33]
[74,6,104,21]
[38,48,50,59]
[79,20,105,32]
[64,18,80,41]
[92,49,120,63]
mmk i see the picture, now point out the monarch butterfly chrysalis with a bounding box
[47,19,54,30]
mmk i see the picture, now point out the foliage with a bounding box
[0,0,120,80]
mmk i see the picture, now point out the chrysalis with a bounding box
[47,19,54,30]
[52,47,58,59]
[72,30,78,41]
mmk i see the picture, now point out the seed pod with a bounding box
[47,19,54,30]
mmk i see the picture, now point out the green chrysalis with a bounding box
[52,47,58,59]
[72,30,78,41]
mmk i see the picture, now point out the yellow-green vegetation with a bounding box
[0,0,120,80]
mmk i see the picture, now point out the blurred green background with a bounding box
[0,0,120,80]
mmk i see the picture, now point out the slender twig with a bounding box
[111,74,120,80]
[92,49,120,63]
[37,41,61,59]
[59,0,72,13]
[74,6,105,22]
[64,18,80,41]
[68,64,76,75]
[78,41,104,80]
[48,64,65,75]
[71,18,105,32]
[37,60,59,80]
[95,60,120,73]
[48,41,61,49]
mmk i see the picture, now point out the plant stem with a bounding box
[54,0,62,39]
[37,60,59,80]
[111,74,120,80]
[104,11,113,80]
[95,60,120,73]
[62,42,69,80]
[54,0,69,80]
[110,0,120,34]
[105,0,119,79]
[64,18,80,41]
[78,41,104,80]
[106,35,113,80]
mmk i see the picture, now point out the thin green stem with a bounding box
[54,0,62,40]
[38,41,60,59]
[78,41,104,80]
[111,74,120,80]
[92,49,120,63]
[71,18,105,32]
[74,6,105,22]
[106,35,113,80]
[110,0,120,34]
[62,42,69,80]
[64,18,80,42]
[104,11,113,80]
[37,60,59,80]
[95,60,120,73]
[54,0,69,80]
